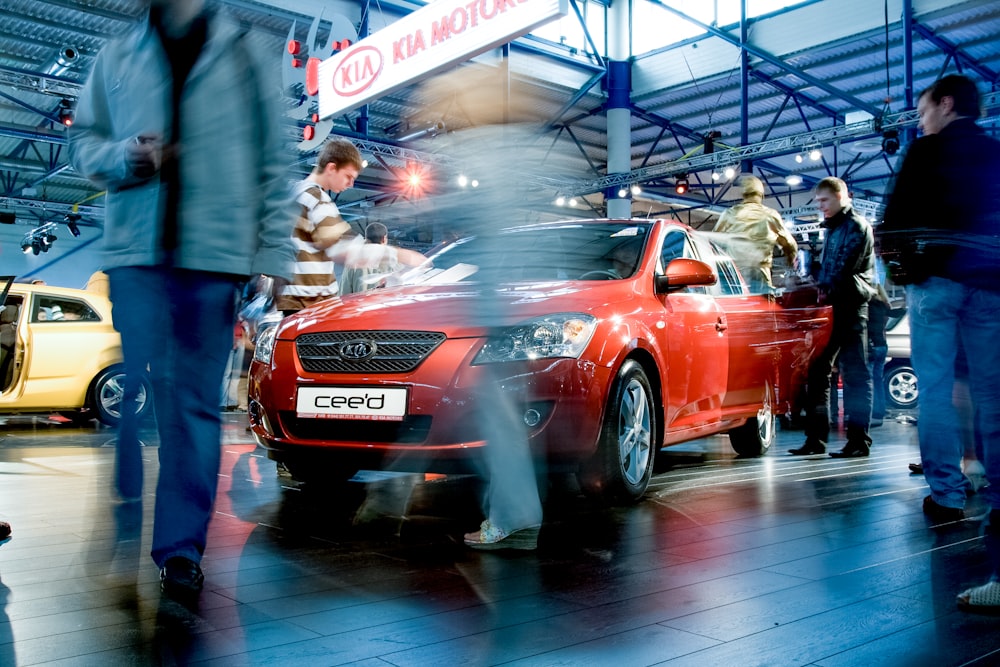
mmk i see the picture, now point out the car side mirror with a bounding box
[654,258,718,294]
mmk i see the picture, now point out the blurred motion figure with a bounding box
[69,0,294,601]
[878,75,1000,609]
[713,174,798,292]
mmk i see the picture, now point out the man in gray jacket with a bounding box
[69,0,294,601]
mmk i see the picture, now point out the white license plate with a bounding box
[296,386,408,421]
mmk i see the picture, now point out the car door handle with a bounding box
[716,317,728,332]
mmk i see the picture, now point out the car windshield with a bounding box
[398,222,654,285]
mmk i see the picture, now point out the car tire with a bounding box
[729,384,775,457]
[579,360,656,504]
[885,362,918,410]
[91,366,151,427]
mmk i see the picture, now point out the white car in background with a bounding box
[884,313,917,410]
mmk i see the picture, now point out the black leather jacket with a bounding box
[816,206,876,308]
[878,118,1000,291]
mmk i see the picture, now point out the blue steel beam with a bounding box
[913,22,998,84]
[645,0,881,116]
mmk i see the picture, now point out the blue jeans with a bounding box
[108,267,240,567]
[907,277,1000,511]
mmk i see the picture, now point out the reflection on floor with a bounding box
[1,412,998,666]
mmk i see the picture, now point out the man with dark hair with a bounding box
[69,0,295,601]
[277,138,363,315]
[789,176,876,458]
[878,74,1000,609]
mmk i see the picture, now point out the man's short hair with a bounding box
[740,175,765,199]
[920,74,982,119]
[315,138,363,172]
[815,176,848,197]
[365,222,388,243]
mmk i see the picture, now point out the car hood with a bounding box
[276,281,636,340]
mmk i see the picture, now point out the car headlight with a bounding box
[473,313,598,364]
[253,323,279,364]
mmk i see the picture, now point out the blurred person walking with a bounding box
[70,0,294,601]
[788,177,876,458]
[338,223,427,296]
[713,174,799,292]
[878,75,1000,609]
[276,138,362,316]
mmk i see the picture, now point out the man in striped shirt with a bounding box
[277,138,363,315]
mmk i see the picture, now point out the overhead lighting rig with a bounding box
[20,222,59,255]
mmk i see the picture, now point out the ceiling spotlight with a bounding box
[674,175,690,195]
[881,130,900,155]
[58,99,74,127]
[568,197,578,207]
[65,213,81,237]
[21,242,34,255]
[470,179,478,188]
[457,175,469,187]
[785,174,803,186]
[809,147,822,161]
[555,196,566,206]
[618,187,629,198]
[794,153,804,163]
[711,171,721,181]
[723,166,736,179]
[630,184,641,196]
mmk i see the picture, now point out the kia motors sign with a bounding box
[317,0,568,119]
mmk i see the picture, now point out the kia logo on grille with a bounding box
[338,339,377,361]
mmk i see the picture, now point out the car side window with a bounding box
[714,257,745,296]
[32,296,100,323]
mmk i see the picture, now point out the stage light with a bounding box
[630,184,641,196]
[457,175,469,187]
[881,130,900,155]
[809,147,822,161]
[58,99,74,127]
[65,213,81,237]
[674,175,689,195]
[711,171,721,181]
[618,187,629,198]
[568,197,578,207]
[723,166,736,179]
[555,196,566,206]
[785,174,803,186]
[794,154,804,163]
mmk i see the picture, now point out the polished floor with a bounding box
[0,409,998,667]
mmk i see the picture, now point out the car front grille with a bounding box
[296,330,446,373]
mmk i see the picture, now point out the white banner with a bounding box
[318,0,568,119]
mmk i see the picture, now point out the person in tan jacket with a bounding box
[713,175,799,291]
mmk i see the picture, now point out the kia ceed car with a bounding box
[0,275,150,426]
[248,219,832,502]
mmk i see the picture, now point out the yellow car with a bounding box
[1,275,150,425]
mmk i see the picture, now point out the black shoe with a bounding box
[160,556,204,599]
[829,443,870,458]
[0,520,10,546]
[789,440,826,455]
[922,495,964,523]
[909,462,923,475]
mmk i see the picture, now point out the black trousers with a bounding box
[805,303,873,446]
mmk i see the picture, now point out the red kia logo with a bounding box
[332,46,383,97]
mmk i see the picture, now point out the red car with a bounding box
[248,219,831,502]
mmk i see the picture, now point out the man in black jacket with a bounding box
[789,177,876,458]
[877,75,1000,610]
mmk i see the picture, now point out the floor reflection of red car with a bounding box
[248,219,832,502]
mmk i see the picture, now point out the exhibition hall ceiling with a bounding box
[1,0,998,243]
